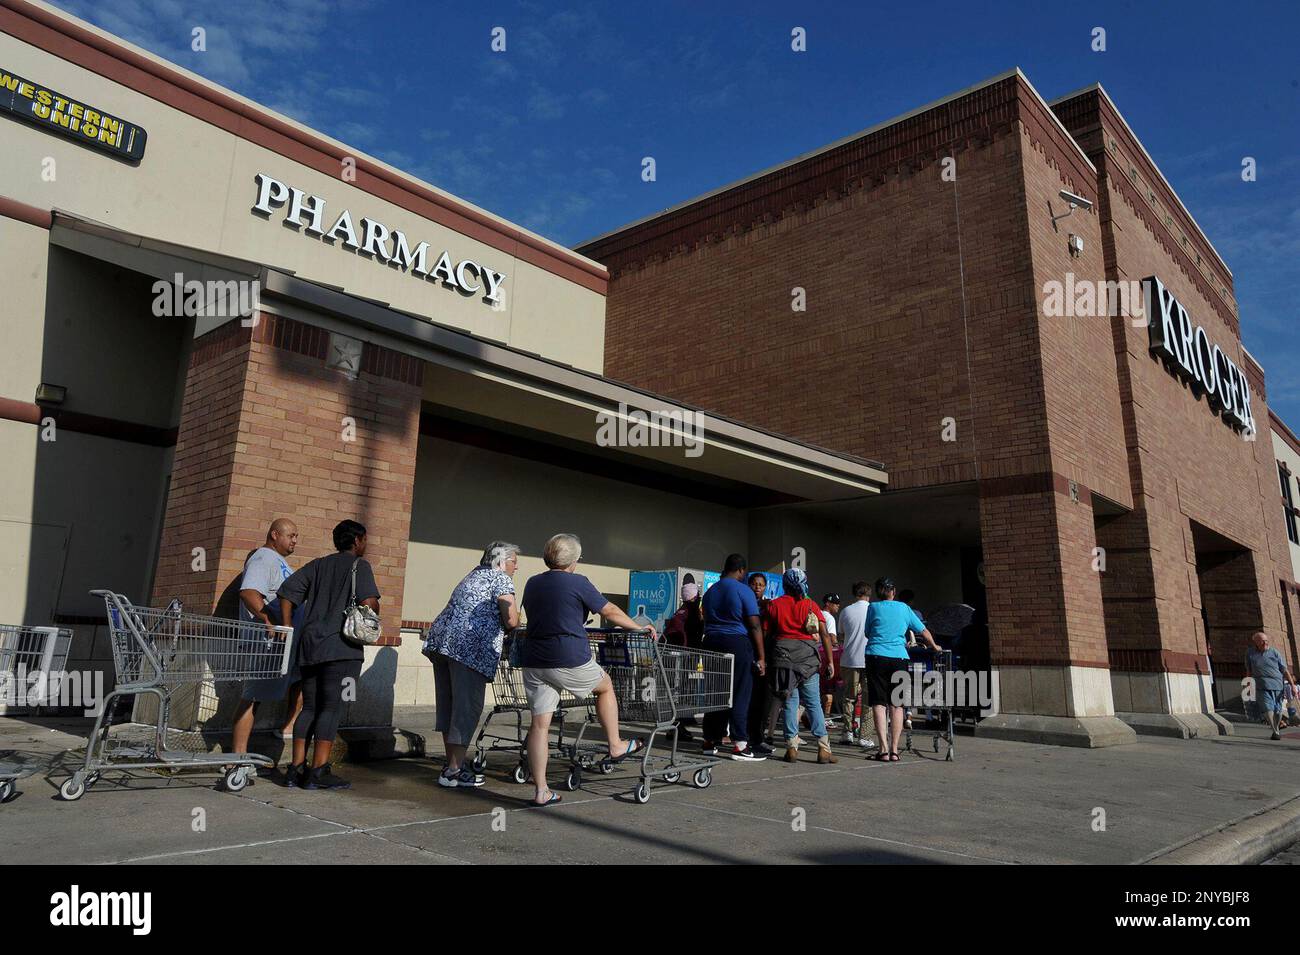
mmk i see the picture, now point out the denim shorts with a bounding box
[1259,686,1284,714]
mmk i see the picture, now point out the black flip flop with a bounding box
[606,738,644,763]
[533,790,562,806]
[871,752,890,762]
[888,751,901,762]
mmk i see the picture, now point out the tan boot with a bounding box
[817,736,838,764]
[784,746,799,763]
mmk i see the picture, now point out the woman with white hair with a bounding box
[423,540,521,788]
[519,533,653,806]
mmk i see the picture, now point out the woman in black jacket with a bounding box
[277,519,380,790]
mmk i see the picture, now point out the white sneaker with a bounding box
[858,738,878,750]
[841,732,857,745]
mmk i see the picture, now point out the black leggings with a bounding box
[294,659,360,744]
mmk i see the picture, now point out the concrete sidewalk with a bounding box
[1,712,1297,864]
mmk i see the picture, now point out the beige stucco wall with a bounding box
[0,21,607,705]
[1273,428,1300,582]
[0,216,49,410]
[395,432,752,706]
[0,234,181,678]
[0,29,607,373]
[391,432,963,707]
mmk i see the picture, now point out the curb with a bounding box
[1139,793,1300,865]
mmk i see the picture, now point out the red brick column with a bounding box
[151,313,422,641]
[976,477,1135,746]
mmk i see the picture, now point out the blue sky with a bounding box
[53,0,1299,422]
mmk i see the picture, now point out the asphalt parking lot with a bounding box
[3,713,1299,864]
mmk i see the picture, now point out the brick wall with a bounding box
[1052,89,1292,673]
[151,313,422,640]
[587,74,1294,694]
[584,75,1127,679]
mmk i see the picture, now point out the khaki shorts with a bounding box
[523,658,607,715]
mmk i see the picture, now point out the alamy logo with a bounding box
[0,665,104,715]
[890,666,998,715]
[152,272,261,322]
[595,402,704,458]
[50,885,152,935]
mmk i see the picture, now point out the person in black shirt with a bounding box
[277,519,380,790]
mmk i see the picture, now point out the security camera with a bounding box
[1052,190,1093,226]
[1059,189,1093,211]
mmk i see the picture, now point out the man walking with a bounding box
[701,554,766,761]
[231,518,302,773]
[836,582,875,749]
[1246,631,1296,740]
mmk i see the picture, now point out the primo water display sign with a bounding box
[628,570,676,632]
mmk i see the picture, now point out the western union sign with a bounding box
[0,66,146,162]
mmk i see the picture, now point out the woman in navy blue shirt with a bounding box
[519,533,652,806]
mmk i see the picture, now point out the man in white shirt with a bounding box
[231,518,301,768]
[835,582,875,748]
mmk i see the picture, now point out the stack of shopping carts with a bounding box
[57,591,294,801]
[0,623,74,803]
[472,627,734,804]
[471,627,591,784]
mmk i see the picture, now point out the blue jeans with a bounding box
[782,672,826,740]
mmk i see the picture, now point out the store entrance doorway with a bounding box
[1192,520,1263,709]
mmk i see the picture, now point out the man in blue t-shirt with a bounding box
[520,533,655,807]
[1246,631,1296,740]
[700,553,768,761]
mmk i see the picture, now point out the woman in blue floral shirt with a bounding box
[424,541,520,788]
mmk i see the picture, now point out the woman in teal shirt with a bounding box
[864,578,941,761]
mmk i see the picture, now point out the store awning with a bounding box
[48,212,888,504]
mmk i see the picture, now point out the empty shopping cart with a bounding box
[565,628,733,803]
[1,623,74,802]
[58,591,293,800]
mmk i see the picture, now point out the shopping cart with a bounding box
[565,628,734,804]
[1,624,74,802]
[902,648,956,761]
[469,628,590,784]
[58,591,293,801]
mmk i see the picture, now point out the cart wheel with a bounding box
[512,763,529,785]
[471,754,487,773]
[0,780,13,803]
[598,758,614,775]
[565,769,581,792]
[663,771,681,784]
[945,747,954,762]
[933,736,940,753]
[223,767,249,793]
[692,768,712,789]
[60,775,86,801]
[634,780,651,804]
